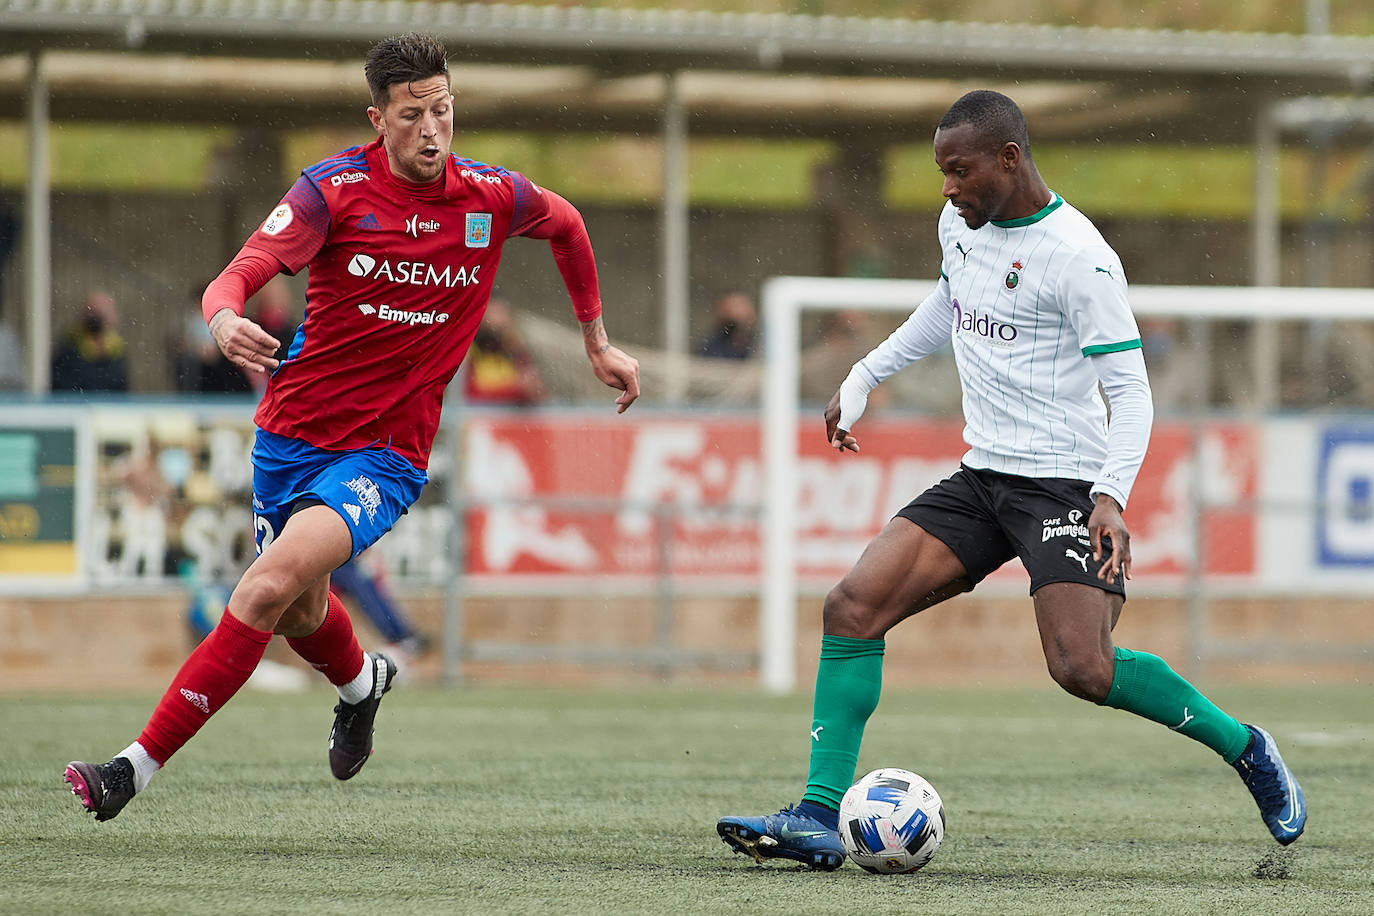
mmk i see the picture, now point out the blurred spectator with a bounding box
[0,205,18,391]
[174,280,254,394]
[1140,316,1191,411]
[816,309,869,355]
[801,309,882,405]
[698,291,758,360]
[0,319,22,391]
[464,298,547,405]
[51,290,129,393]
[108,433,175,579]
[245,277,297,393]
[0,204,17,293]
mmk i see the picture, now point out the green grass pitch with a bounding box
[2,683,1369,915]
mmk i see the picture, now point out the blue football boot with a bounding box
[717,804,846,870]
[1232,724,1306,845]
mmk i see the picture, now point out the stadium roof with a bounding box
[2,1,1374,144]
[4,1,1373,395]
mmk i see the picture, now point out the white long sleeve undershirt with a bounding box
[1087,346,1153,509]
[840,286,1154,509]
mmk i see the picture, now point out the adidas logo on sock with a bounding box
[180,688,210,714]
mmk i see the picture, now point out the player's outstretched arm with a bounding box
[580,315,640,413]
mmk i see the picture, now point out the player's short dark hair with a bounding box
[364,33,450,108]
[938,90,1032,159]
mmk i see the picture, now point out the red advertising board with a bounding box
[461,414,1257,584]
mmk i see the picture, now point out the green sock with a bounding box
[1102,646,1251,763]
[801,635,885,809]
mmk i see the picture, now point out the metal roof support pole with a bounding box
[1301,123,1334,405]
[1306,0,1330,35]
[1251,100,1281,411]
[441,400,468,688]
[660,71,689,404]
[24,48,51,396]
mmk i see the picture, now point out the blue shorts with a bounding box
[251,429,428,559]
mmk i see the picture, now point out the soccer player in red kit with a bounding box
[64,32,640,822]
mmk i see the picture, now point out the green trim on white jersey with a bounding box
[1083,338,1143,356]
[990,193,1064,229]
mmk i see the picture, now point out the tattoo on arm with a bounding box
[580,316,609,354]
[209,309,233,337]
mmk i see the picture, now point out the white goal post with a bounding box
[759,276,1374,693]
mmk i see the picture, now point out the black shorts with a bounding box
[895,464,1126,597]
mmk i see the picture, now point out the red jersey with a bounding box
[241,138,591,469]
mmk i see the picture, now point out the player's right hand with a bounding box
[824,390,859,453]
[209,308,281,374]
[589,344,640,413]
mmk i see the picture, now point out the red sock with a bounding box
[137,610,272,764]
[286,590,366,686]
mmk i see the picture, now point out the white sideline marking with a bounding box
[1291,727,1373,747]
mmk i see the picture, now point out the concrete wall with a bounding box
[3,592,1369,693]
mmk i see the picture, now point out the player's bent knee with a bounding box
[230,565,313,630]
[1047,660,1112,703]
[822,583,881,639]
[274,593,327,638]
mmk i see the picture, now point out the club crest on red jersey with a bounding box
[465,212,492,248]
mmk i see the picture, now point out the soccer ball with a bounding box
[839,767,945,874]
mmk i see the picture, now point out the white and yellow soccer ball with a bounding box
[838,767,945,874]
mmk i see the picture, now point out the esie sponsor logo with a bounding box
[405,214,441,237]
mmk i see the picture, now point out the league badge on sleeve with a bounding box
[465,212,493,249]
[262,204,294,236]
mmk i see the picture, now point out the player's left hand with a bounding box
[1088,493,1131,584]
[589,344,640,413]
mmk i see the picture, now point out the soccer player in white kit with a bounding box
[717,90,1305,870]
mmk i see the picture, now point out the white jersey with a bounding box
[854,194,1149,504]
